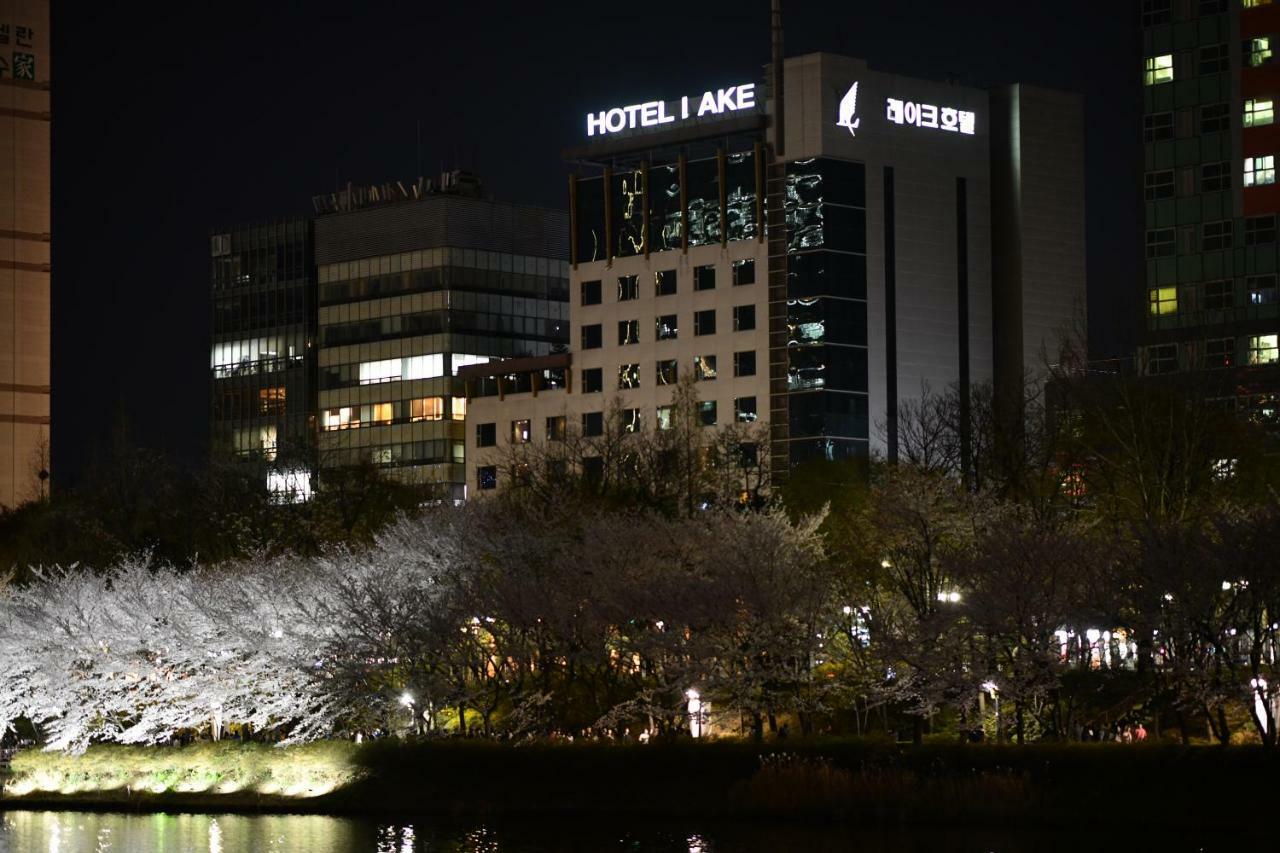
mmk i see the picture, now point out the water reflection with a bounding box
[0,809,1261,852]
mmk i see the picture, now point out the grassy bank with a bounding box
[4,739,1277,826]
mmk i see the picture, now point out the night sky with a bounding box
[50,1,1140,485]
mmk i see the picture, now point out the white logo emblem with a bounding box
[837,82,860,136]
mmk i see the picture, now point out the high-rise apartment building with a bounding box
[1140,0,1280,422]
[0,0,49,508]
[312,175,569,500]
[464,52,1086,494]
[209,219,317,494]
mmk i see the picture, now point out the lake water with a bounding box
[0,809,1258,852]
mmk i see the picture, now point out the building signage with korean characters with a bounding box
[0,23,37,81]
[836,83,976,137]
[885,97,975,135]
[586,83,758,138]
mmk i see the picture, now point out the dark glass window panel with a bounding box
[478,466,497,490]
[694,309,716,336]
[613,168,646,258]
[822,205,867,253]
[582,324,602,349]
[733,258,755,285]
[788,297,867,346]
[788,391,869,439]
[734,304,756,332]
[649,162,683,252]
[788,344,867,392]
[725,150,759,241]
[657,359,678,385]
[656,314,678,340]
[734,350,756,377]
[582,411,604,437]
[618,275,640,301]
[686,157,722,247]
[582,280,602,305]
[788,437,868,466]
[582,367,603,393]
[575,176,604,264]
[476,423,497,447]
[694,265,716,290]
[788,251,867,300]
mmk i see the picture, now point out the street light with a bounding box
[686,689,707,738]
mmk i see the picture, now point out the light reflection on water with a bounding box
[0,809,1259,852]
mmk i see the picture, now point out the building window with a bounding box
[1247,37,1273,67]
[411,397,445,421]
[1202,220,1233,251]
[734,350,757,377]
[511,419,531,444]
[618,363,640,389]
[1199,0,1227,14]
[1245,98,1275,128]
[1149,287,1178,316]
[582,411,604,437]
[582,456,604,482]
[655,269,677,296]
[1204,279,1233,310]
[258,387,286,415]
[1198,44,1229,75]
[1202,161,1231,192]
[477,422,496,448]
[618,319,640,345]
[1247,215,1278,245]
[1199,102,1230,133]
[452,397,467,420]
[732,258,756,285]
[695,355,718,381]
[694,309,717,336]
[546,415,566,441]
[1144,170,1175,200]
[370,402,393,424]
[582,367,603,393]
[694,264,716,291]
[581,279,602,306]
[1146,228,1175,258]
[1144,54,1174,85]
[1141,0,1171,26]
[698,400,718,427]
[582,324,602,349]
[733,304,756,332]
[1245,0,1273,7]
[1206,337,1235,368]
[1247,155,1277,186]
[657,359,678,385]
[478,466,497,491]
[1149,343,1179,374]
[1250,334,1279,364]
[735,396,758,423]
[656,405,674,430]
[621,408,642,434]
[656,314,678,340]
[618,275,640,301]
[1250,274,1278,304]
[1144,112,1174,142]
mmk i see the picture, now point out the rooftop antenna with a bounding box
[771,0,784,157]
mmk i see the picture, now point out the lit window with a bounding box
[1144,54,1173,85]
[1245,99,1275,128]
[1250,274,1279,304]
[451,397,467,420]
[411,397,444,421]
[656,314,678,340]
[258,387,286,414]
[1245,155,1276,186]
[370,402,394,424]
[324,407,355,430]
[1249,334,1279,364]
[618,363,640,389]
[511,419,531,443]
[1149,287,1178,316]
[656,405,674,430]
[618,319,640,345]
[1248,37,1273,67]
[617,275,639,301]
[694,355,718,381]
[621,408,642,434]
[1245,0,1273,7]
[657,359,678,385]
[735,396,758,423]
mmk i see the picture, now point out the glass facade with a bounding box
[210,219,316,472]
[784,158,870,464]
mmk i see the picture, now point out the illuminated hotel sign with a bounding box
[586,83,758,137]
[885,97,976,135]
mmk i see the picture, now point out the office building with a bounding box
[0,0,49,508]
[209,219,317,496]
[464,52,1086,494]
[312,175,569,500]
[1141,0,1280,424]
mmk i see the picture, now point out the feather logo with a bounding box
[837,82,861,136]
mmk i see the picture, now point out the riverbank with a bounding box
[3,739,1275,827]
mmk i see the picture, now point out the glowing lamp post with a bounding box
[686,689,708,738]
